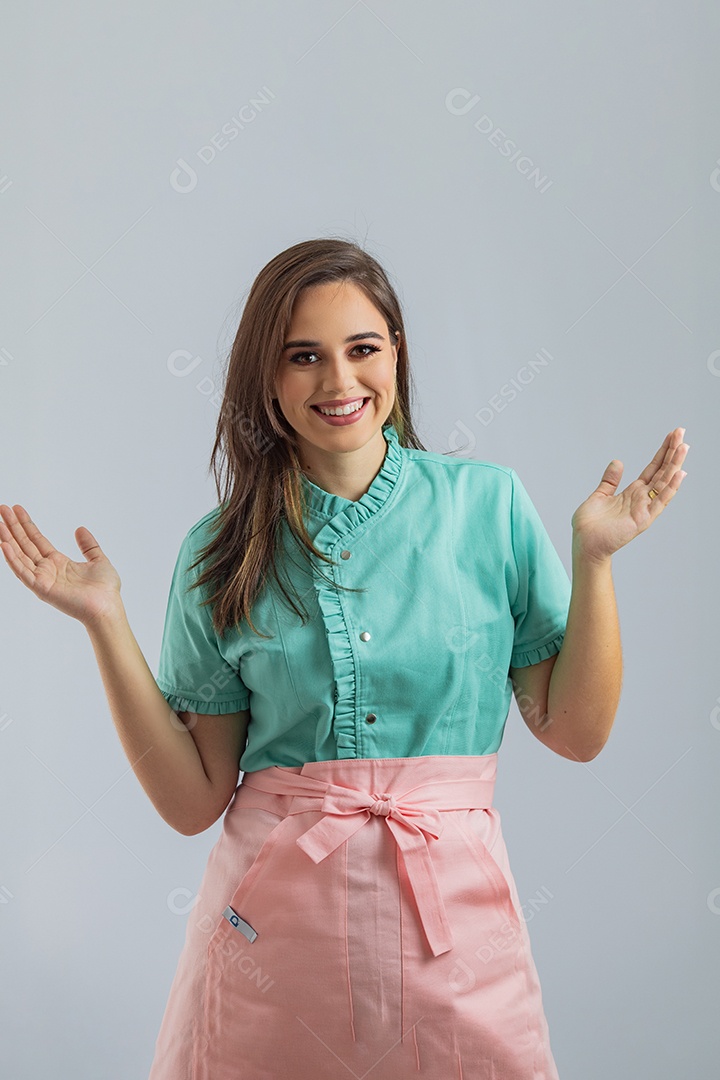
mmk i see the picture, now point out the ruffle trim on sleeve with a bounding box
[510,628,565,669]
[156,683,250,714]
[303,424,405,757]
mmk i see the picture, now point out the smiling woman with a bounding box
[0,235,580,1080]
[0,234,575,1079]
[135,238,575,1079]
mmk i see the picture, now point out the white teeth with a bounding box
[316,399,365,416]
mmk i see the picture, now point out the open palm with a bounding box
[0,503,122,626]
[570,427,689,563]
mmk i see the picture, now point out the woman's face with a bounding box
[273,280,399,455]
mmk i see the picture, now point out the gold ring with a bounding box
[648,487,659,500]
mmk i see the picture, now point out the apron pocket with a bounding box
[456,806,525,933]
[204,807,287,958]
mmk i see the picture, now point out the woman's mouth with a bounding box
[310,398,370,426]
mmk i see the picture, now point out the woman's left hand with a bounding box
[571,426,690,564]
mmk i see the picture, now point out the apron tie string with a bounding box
[240,767,501,959]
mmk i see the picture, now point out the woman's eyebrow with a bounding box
[282,331,385,351]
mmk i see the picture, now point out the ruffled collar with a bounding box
[299,423,404,524]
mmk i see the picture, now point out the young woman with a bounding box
[0,239,688,1079]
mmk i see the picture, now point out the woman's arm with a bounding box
[543,545,622,761]
[0,502,235,835]
[513,427,688,762]
[86,603,244,834]
[509,546,622,762]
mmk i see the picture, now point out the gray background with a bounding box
[1,2,718,1076]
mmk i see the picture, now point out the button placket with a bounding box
[300,425,404,759]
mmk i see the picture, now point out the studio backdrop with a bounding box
[0,2,717,1078]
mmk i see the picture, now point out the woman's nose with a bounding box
[320,356,358,389]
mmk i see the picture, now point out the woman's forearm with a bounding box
[545,544,623,761]
[85,603,218,834]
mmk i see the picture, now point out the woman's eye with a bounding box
[289,344,381,365]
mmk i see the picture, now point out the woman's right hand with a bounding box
[0,503,123,628]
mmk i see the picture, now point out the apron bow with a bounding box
[240,766,509,957]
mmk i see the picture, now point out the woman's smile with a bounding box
[310,397,371,425]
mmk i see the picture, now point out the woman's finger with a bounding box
[10,504,56,560]
[0,507,39,574]
[648,462,686,511]
[637,428,684,486]
[0,504,41,564]
[0,527,41,589]
[651,440,689,489]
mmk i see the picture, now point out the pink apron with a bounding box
[147,754,560,1079]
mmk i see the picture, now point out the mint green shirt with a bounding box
[155,424,571,773]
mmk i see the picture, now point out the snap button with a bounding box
[360,631,371,641]
[365,713,377,723]
[340,550,351,559]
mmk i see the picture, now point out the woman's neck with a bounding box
[299,429,388,503]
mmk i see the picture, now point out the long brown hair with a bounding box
[186,237,427,640]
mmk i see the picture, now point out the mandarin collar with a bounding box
[300,423,403,523]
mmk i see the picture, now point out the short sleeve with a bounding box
[155,527,250,714]
[508,468,571,669]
